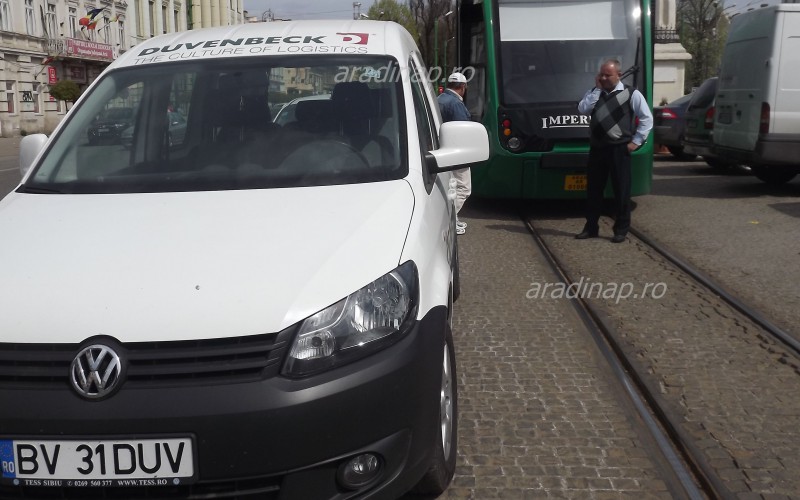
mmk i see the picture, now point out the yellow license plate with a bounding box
[564,175,587,191]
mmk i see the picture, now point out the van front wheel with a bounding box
[412,326,458,495]
[751,166,798,184]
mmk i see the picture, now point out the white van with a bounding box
[714,4,800,184]
[0,21,488,499]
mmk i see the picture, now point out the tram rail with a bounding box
[520,213,768,499]
[628,228,800,357]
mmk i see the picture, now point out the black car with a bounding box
[682,77,740,169]
[653,93,695,160]
[120,111,187,148]
[87,107,135,145]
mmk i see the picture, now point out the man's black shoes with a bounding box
[575,231,626,242]
[611,234,626,243]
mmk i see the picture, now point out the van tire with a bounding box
[751,166,797,184]
[412,327,458,496]
[452,238,461,302]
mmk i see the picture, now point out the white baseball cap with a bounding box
[447,72,467,84]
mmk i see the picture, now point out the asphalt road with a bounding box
[0,152,20,196]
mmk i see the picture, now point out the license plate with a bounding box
[98,128,109,133]
[564,174,587,191]
[686,119,698,128]
[0,437,194,487]
[717,111,732,124]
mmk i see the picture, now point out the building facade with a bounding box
[653,0,691,104]
[0,0,244,137]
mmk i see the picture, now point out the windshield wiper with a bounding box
[18,185,65,194]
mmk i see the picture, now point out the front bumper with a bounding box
[0,306,449,499]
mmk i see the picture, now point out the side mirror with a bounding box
[429,121,490,173]
[19,134,48,177]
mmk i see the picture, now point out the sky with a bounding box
[243,0,364,21]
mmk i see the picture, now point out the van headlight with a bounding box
[282,261,418,378]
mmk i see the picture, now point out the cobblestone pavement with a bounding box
[530,197,800,498]
[435,201,675,499]
[634,157,800,338]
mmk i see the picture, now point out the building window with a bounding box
[6,82,15,115]
[0,0,11,32]
[162,4,167,33]
[25,0,36,36]
[83,5,96,42]
[103,16,110,43]
[174,9,179,32]
[135,0,143,37]
[118,20,126,49]
[149,1,156,37]
[45,3,57,38]
[68,7,77,38]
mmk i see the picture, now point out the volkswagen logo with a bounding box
[70,344,123,400]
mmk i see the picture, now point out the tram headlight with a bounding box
[507,136,522,151]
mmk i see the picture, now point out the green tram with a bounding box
[455,0,654,199]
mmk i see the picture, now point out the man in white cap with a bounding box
[438,72,471,235]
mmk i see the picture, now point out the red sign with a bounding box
[65,38,114,61]
[47,66,57,85]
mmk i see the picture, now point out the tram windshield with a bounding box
[497,0,643,105]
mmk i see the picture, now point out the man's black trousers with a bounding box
[584,142,631,236]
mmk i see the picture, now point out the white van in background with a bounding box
[714,4,800,184]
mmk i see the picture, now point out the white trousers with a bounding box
[452,167,472,214]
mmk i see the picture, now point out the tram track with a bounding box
[628,227,800,358]
[522,215,720,499]
[520,195,800,498]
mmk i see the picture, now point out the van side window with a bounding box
[409,59,436,150]
[409,56,439,192]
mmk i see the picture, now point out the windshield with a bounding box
[498,0,644,105]
[26,56,405,194]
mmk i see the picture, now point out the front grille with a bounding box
[0,474,281,499]
[0,330,292,389]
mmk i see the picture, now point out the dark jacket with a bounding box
[438,90,471,122]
